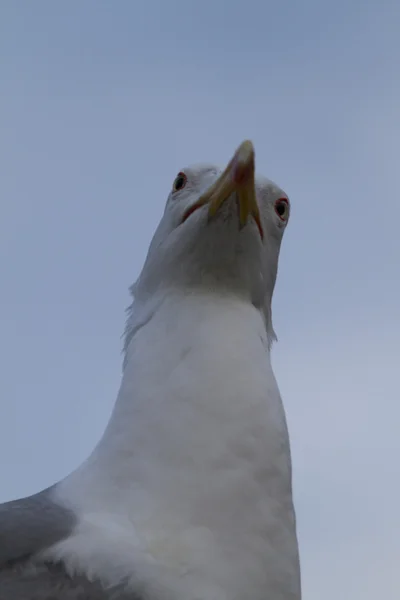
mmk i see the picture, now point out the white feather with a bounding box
[43,162,301,600]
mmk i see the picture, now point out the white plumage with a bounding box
[0,141,301,600]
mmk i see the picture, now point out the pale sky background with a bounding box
[1,1,400,598]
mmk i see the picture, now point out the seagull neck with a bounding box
[60,287,284,515]
[123,286,271,368]
[93,288,272,459]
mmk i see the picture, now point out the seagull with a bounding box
[0,141,301,600]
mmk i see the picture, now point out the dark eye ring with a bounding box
[173,172,187,192]
[274,198,289,221]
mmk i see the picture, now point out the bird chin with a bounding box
[182,193,263,244]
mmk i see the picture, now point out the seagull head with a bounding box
[133,141,290,340]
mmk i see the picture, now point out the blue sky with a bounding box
[1,1,399,598]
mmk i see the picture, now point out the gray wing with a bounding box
[0,486,138,600]
[0,485,76,566]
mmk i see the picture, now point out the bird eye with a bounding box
[274,198,289,222]
[173,172,187,192]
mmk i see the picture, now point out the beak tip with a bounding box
[232,141,255,186]
[235,140,255,166]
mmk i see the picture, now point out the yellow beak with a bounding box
[182,140,263,239]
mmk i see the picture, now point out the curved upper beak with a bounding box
[182,140,263,239]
